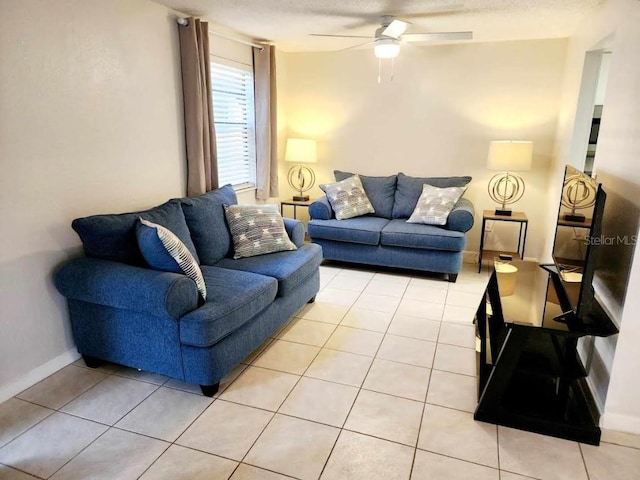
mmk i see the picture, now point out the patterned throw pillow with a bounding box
[136,218,207,301]
[407,184,466,226]
[320,174,375,220]
[224,204,297,259]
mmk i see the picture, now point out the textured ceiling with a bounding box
[152,0,607,51]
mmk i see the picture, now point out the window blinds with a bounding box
[211,62,257,188]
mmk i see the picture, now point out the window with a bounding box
[210,60,256,189]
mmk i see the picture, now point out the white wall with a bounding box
[594,52,612,105]
[547,0,640,432]
[591,0,640,433]
[278,39,567,260]
[0,0,187,401]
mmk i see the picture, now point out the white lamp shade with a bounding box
[487,141,533,171]
[285,138,317,164]
[374,38,400,58]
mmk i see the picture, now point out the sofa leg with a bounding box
[200,383,220,397]
[308,295,316,304]
[448,274,458,283]
[82,355,105,369]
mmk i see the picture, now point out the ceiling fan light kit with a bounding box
[374,38,400,58]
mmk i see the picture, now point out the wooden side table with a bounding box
[280,198,315,219]
[478,210,528,273]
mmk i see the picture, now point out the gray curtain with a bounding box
[178,18,218,196]
[253,45,279,200]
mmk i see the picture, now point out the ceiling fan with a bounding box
[311,16,473,58]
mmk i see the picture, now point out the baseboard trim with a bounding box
[463,250,478,264]
[601,412,640,435]
[0,348,80,404]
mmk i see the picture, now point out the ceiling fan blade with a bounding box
[403,31,473,42]
[335,40,376,52]
[309,33,374,39]
[380,19,409,39]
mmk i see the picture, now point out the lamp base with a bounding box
[564,213,586,223]
[494,208,513,216]
[293,195,310,202]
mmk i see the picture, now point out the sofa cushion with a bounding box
[308,217,390,246]
[392,173,472,219]
[320,175,375,220]
[224,204,297,259]
[215,243,322,297]
[136,219,207,301]
[334,170,397,219]
[179,266,277,347]
[180,184,237,265]
[407,185,467,226]
[381,219,466,252]
[72,200,199,266]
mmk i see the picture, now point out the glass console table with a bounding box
[474,260,618,445]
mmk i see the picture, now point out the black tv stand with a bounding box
[474,261,618,445]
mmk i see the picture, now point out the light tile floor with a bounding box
[1,263,640,479]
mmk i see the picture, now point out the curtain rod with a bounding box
[177,17,264,50]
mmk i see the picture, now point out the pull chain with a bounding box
[377,58,396,83]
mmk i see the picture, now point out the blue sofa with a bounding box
[308,172,474,282]
[55,185,321,396]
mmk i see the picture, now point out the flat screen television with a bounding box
[551,165,606,318]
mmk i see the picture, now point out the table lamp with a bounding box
[487,140,533,216]
[285,138,317,201]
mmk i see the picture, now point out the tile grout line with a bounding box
[578,442,592,480]
[229,269,358,479]
[135,352,257,478]
[46,380,163,479]
[0,366,117,467]
[496,424,502,477]
[0,462,47,480]
[317,272,410,479]
[187,267,483,478]
[408,279,448,478]
[313,269,381,479]
[209,269,483,479]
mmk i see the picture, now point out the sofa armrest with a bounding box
[446,198,475,233]
[309,197,334,220]
[283,218,305,247]
[55,257,199,320]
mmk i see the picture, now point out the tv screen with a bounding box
[551,165,606,316]
[591,170,640,323]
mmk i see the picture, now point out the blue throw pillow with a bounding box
[136,218,206,301]
[180,184,238,265]
[334,170,397,219]
[72,200,199,266]
[392,173,472,219]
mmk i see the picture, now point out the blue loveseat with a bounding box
[55,185,321,396]
[308,172,474,282]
